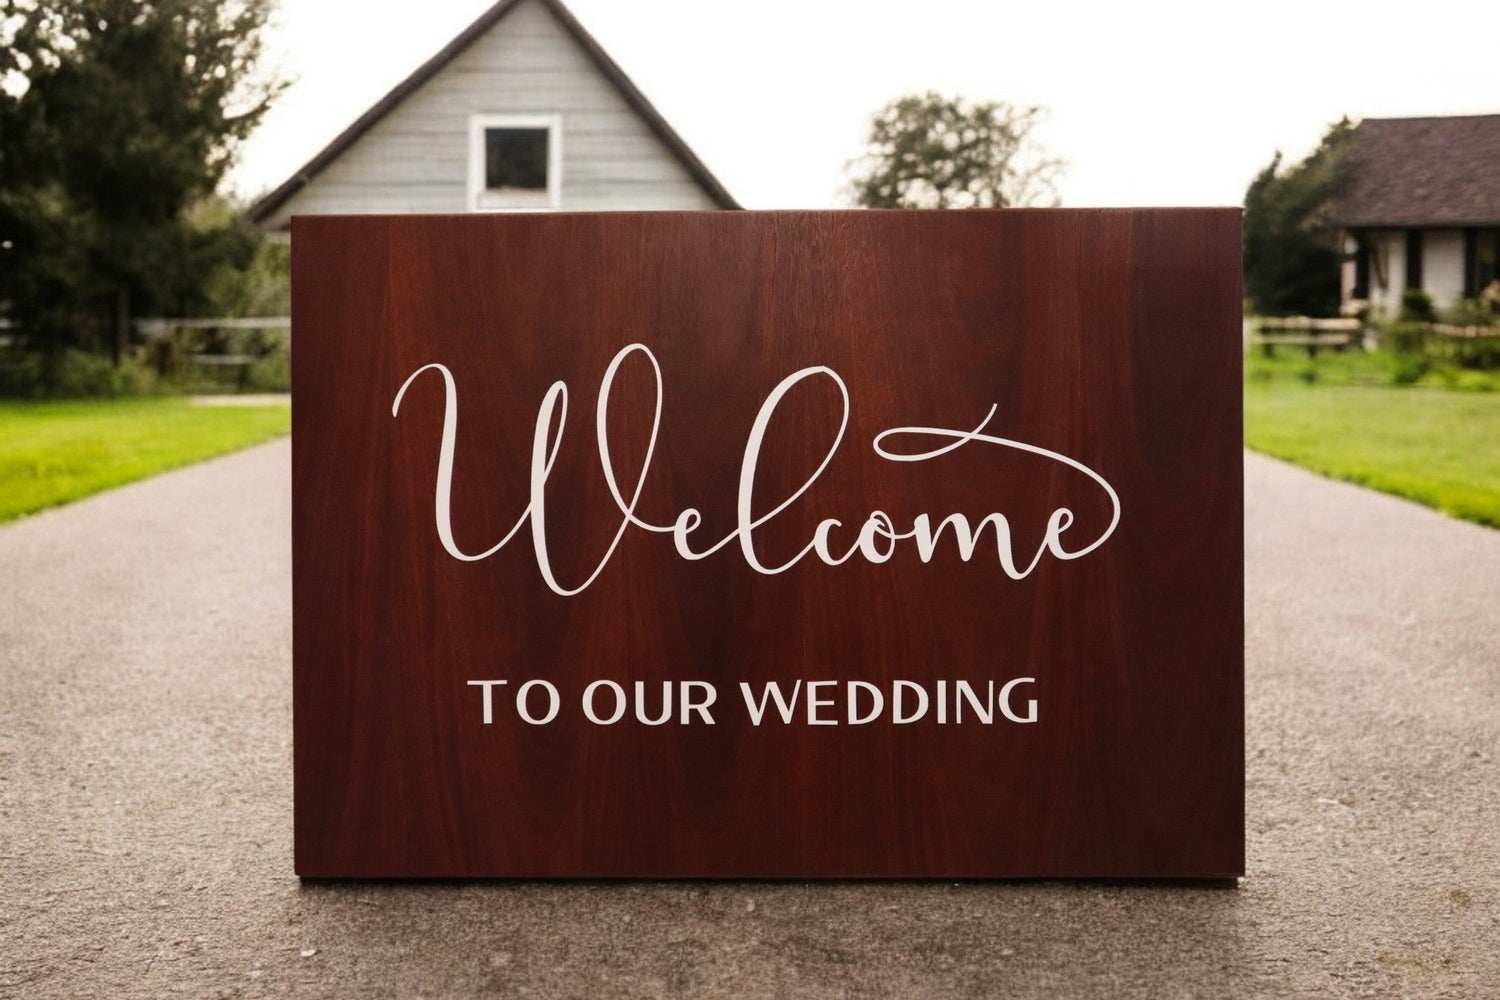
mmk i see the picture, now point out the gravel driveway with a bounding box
[1,440,1495,998]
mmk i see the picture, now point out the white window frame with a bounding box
[467,113,563,212]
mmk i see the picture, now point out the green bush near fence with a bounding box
[140,325,291,394]
[1244,345,1500,392]
[1249,292,1500,389]
[0,324,290,400]
[0,350,164,399]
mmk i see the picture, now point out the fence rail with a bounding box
[125,316,290,392]
[1248,317,1362,333]
[133,316,290,339]
[1247,314,1500,364]
[1247,316,1362,354]
[1429,323,1500,339]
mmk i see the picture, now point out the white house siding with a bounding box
[258,0,718,228]
[1423,230,1466,308]
[1365,230,1405,315]
[1348,229,1469,315]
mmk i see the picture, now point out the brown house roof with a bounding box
[1334,114,1500,228]
[247,0,740,224]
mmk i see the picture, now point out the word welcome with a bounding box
[394,344,1120,596]
[466,677,1039,726]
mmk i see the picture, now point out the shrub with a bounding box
[1388,353,1430,386]
[1381,320,1430,356]
[0,349,159,398]
[0,352,44,397]
[1454,335,1500,371]
[245,353,290,393]
[1400,288,1436,322]
[1443,297,1499,328]
[50,350,160,397]
[1447,369,1499,392]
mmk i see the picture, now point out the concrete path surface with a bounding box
[1,440,1496,998]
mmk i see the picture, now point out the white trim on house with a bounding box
[466,113,563,211]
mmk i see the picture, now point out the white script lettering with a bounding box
[393,344,1121,596]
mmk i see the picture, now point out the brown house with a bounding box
[1334,114,1500,315]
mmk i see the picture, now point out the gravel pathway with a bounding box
[1,440,1495,998]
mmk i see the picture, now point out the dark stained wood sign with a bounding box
[292,209,1243,878]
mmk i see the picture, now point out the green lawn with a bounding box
[5,370,1497,532]
[0,396,290,523]
[1245,380,1500,528]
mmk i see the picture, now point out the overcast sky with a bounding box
[231,0,1500,210]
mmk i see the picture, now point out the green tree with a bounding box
[194,194,290,318]
[1243,118,1353,317]
[847,92,1064,209]
[0,0,282,375]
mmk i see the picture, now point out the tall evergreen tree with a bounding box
[0,0,282,371]
[1243,118,1353,317]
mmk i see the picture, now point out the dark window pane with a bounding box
[1404,229,1423,290]
[1353,235,1369,299]
[1479,230,1499,291]
[485,128,548,191]
[1464,229,1478,297]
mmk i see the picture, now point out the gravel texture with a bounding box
[1,440,1495,998]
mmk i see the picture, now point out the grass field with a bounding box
[0,396,290,523]
[1244,374,1500,528]
[4,354,1498,532]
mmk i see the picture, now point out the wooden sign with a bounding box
[292,209,1243,878]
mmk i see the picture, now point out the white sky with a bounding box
[231,0,1500,210]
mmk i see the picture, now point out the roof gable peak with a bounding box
[248,0,738,224]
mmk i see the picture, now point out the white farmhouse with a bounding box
[1335,114,1500,315]
[248,0,738,230]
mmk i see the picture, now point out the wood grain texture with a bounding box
[292,209,1244,878]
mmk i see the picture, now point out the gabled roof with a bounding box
[247,0,739,224]
[1334,113,1500,228]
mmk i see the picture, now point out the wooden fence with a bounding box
[1247,316,1364,355]
[1247,316,1500,357]
[131,316,290,390]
